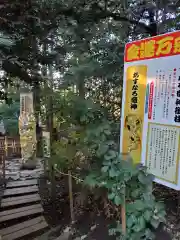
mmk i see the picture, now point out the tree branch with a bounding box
[99,11,153,33]
[55,6,155,35]
[2,59,42,85]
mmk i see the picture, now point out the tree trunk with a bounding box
[48,60,56,201]
[33,80,43,157]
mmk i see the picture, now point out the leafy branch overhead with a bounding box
[0,0,179,96]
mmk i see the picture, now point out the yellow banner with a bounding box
[122,65,147,164]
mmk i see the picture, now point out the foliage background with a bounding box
[0,0,179,238]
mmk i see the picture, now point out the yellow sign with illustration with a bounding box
[122,65,147,164]
[121,31,180,190]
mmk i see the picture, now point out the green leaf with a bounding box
[127,200,145,212]
[104,155,111,161]
[123,173,131,181]
[158,210,166,220]
[150,218,160,229]
[114,195,122,206]
[84,174,98,187]
[96,144,109,157]
[108,192,115,200]
[104,129,111,135]
[138,173,146,184]
[138,172,154,185]
[145,229,155,239]
[134,200,146,211]
[155,202,165,211]
[80,115,87,123]
[109,167,118,177]
[131,189,140,198]
[103,160,111,166]
[101,166,109,173]
[127,215,136,228]
[0,35,14,46]
[132,224,142,233]
[131,231,145,239]
[104,150,117,160]
[143,193,153,202]
[139,216,146,230]
[104,180,114,189]
[144,210,152,221]
[131,216,146,232]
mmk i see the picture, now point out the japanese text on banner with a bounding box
[122,65,147,164]
[125,31,180,62]
[146,123,180,184]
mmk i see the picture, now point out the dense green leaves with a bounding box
[0,92,20,136]
[101,165,109,173]
[78,102,166,239]
[97,144,109,157]
[138,172,155,185]
[144,210,152,222]
[84,173,99,187]
[51,90,166,238]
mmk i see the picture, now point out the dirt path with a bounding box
[39,176,173,240]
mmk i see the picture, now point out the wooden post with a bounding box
[3,136,6,186]
[121,201,126,235]
[4,136,7,159]
[50,163,56,201]
[121,155,127,235]
[43,156,47,177]
[2,155,5,187]
[48,62,56,201]
[68,170,75,224]
[177,192,180,216]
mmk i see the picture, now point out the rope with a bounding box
[54,167,83,183]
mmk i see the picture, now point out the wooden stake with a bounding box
[121,203,126,234]
[50,164,56,201]
[4,136,7,158]
[121,183,126,235]
[68,170,75,224]
[2,155,5,186]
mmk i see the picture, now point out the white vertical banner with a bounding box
[20,92,34,115]
[42,131,50,158]
[19,92,36,161]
